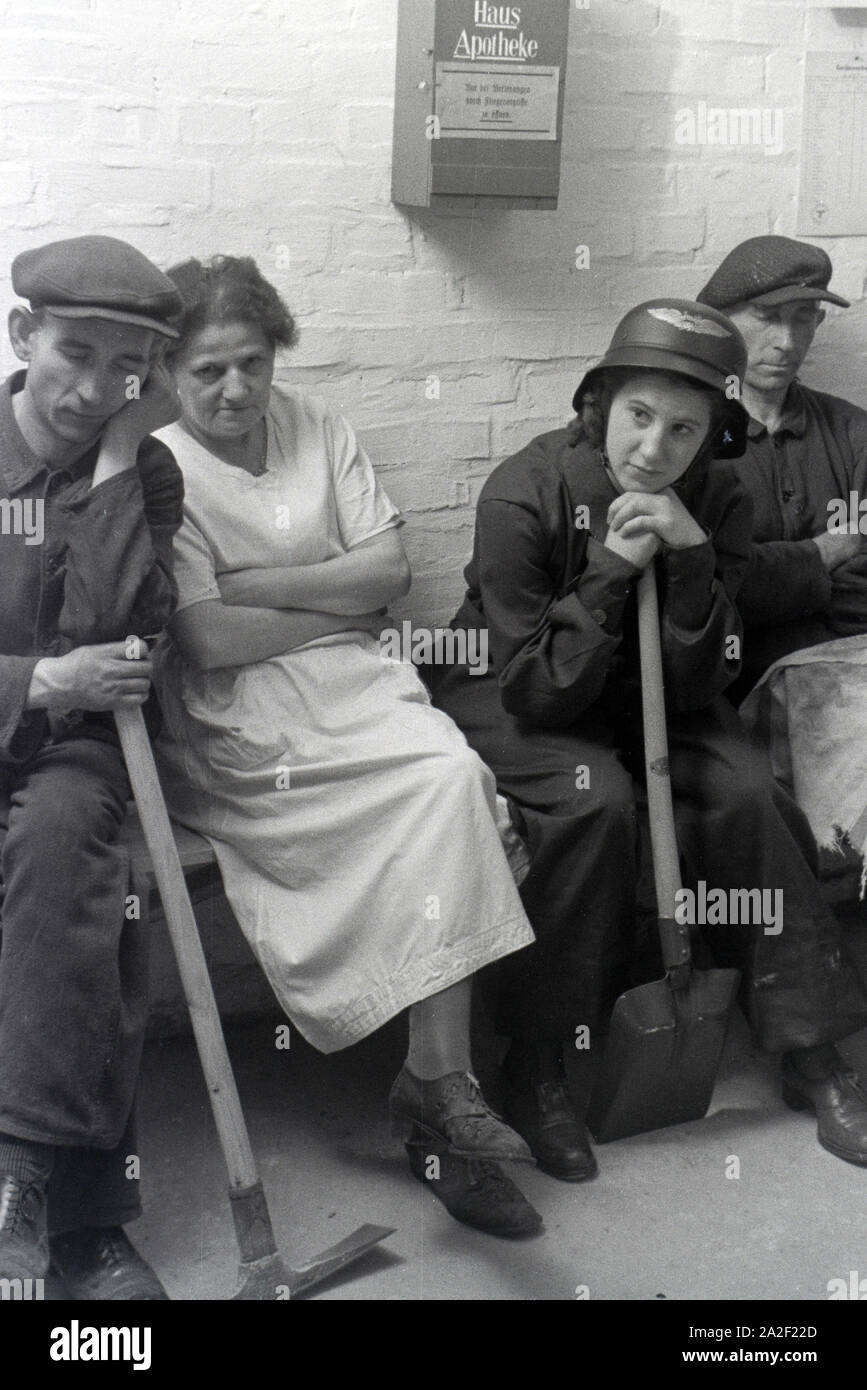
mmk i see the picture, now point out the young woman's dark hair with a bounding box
[164,254,298,353]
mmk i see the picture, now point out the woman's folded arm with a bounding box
[169,600,383,671]
[216,529,411,614]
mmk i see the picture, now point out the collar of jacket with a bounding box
[746,379,808,441]
[561,434,620,537]
[0,370,99,493]
[564,422,712,516]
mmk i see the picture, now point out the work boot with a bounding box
[405,1133,542,1237]
[50,1227,169,1300]
[390,1066,534,1163]
[0,1171,50,1280]
[503,1041,598,1182]
[782,1045,867,1167]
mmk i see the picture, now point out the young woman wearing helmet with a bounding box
[429,299,867,1182]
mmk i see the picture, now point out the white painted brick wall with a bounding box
[1,0,865,628]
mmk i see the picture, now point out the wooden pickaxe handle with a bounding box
[115,704,261,1194]
[117,703,395,1292]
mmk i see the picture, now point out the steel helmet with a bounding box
[572,298,750,458]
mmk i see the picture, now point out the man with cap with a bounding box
[693,237,867,1163]
[0,235,183,1297]
[697,235,867,693]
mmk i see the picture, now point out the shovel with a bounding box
[586,566,740,1144]
[115,704,394,1298]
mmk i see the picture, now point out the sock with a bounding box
[402,1059,458,1083]
[0,1132,55,1185]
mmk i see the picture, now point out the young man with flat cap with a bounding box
[697,235,867,691]
[0,235,183,1298]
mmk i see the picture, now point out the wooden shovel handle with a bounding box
[636,566,692,978]
[115,704,261,1194]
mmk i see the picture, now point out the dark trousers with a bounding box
[432,668,867,1053]
[0,731,147,1232]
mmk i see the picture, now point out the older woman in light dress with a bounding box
[151,254,537,1208]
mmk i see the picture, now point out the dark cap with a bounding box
[697,235,850,311]
[12,235,182,338]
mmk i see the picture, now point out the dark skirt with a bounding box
[429,659,867,1053]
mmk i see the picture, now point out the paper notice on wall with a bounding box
[798,52,867,237]
[435,62,559,140]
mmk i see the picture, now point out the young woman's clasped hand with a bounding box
[604,486,707,568]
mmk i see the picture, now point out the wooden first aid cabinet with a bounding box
[392,0,571,210]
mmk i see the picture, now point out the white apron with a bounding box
[153,389,534,1051]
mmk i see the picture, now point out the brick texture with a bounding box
[0,0,865,628]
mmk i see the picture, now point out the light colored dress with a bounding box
[153,386,534,1053]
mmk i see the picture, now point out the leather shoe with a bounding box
[389,1066,534,1163]
[503,1043,598,1182]
[0,1172,50,1280]
[405,1133,542,1237]
[50,1227,169,1300]
[782,1052,867,1167]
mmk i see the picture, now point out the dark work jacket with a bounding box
[0,370,183,768]
[440,426,753,729]
[732,381,867,688]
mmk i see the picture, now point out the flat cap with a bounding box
[12,235,182,337]
[697,235,850,311]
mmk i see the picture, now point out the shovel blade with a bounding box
[586,967,740,1143]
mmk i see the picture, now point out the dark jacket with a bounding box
[732,381,867,686]
[446,426,753,728]
[0,370,183,766]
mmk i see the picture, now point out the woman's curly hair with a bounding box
[164,254,298,353]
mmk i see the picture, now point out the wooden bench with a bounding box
[120,788,862,1042]
[122,805,219,894]
[120,807,277,1035]
[122,804,864,923]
